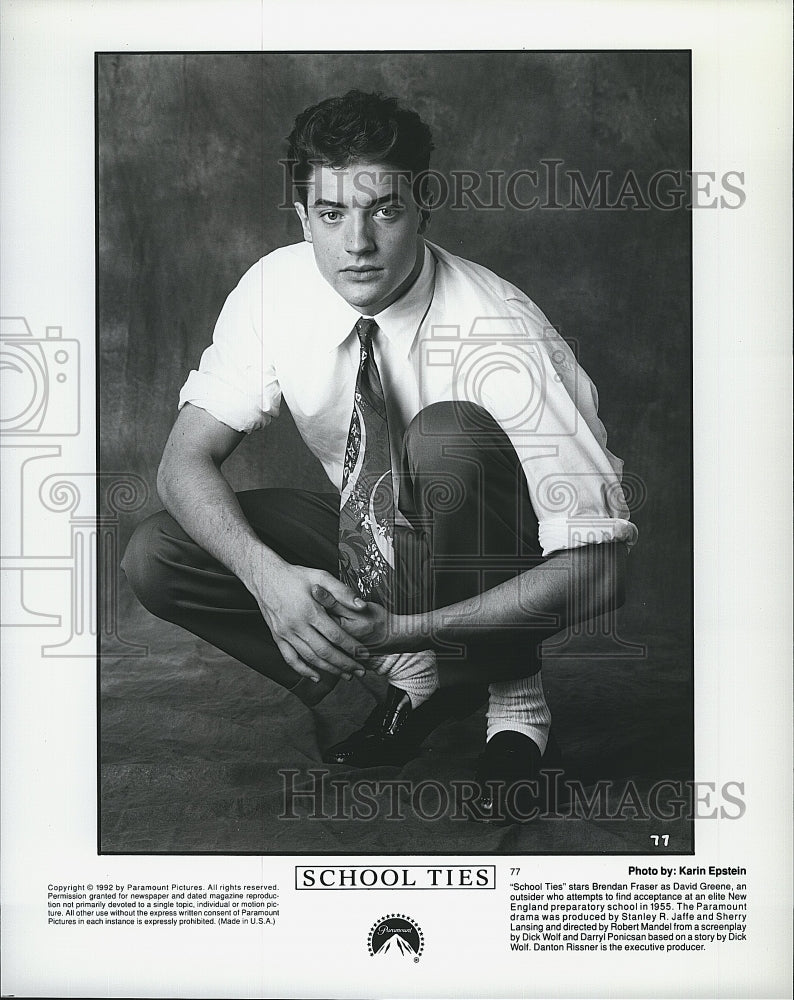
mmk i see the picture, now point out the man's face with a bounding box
[294,161,427,315]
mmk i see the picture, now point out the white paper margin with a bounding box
[1,1,791,997]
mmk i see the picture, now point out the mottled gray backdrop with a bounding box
[98,51,691,634]
[98,53,693,853]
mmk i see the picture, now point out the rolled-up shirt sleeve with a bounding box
[482,300,639,557]
[179,261,280,433]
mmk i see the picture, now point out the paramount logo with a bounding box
[367,914,424,962]
[378,933,418,957]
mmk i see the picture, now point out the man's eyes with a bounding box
[318,206,402,223]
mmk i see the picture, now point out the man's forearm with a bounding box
[388,542,627,652]
[156,411,369,681]
[157,450,283,591]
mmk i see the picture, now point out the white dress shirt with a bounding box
[180,239,638,556]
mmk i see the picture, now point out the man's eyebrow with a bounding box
[312,193,403,209]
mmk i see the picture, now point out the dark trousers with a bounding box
[122,402,553,706]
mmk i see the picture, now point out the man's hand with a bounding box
[254,563,371,683]
[157,405,379,685]
[310,584,394,654]
[311,587,440,681]
[309,541,630,677]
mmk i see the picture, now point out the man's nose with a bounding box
[345,215,376,254]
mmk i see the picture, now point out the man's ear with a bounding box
[417,208,431,235]
[294,201,313,243]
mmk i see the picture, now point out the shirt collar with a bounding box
[317,241,436,356]
[366,243,436,356]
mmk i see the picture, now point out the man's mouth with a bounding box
[341,266,383,280]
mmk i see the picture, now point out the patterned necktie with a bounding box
[338,317,396,605]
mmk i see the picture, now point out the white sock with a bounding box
[486,672,551,754]
[373,650,440,709]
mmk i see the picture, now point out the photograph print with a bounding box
[98,50,693,855]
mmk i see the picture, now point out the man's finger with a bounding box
[311,585,371,636]
[275,638,320,683]
[311,583,338,609]
[306,627,365,676]
[315,618,369,661]
[290,635,349,678]
[312,578,366,612]
[313,595,372,642]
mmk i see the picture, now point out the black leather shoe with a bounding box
[323,683,489,768]
[470,730,565,824]
[323,685,417,767]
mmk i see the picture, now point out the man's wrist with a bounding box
[232,539,286,598]
[384,612,433,653]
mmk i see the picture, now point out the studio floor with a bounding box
[100,595,693,855]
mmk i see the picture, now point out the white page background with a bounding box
[1,1,791,997]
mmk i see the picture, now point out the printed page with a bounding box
[1,2,791,997]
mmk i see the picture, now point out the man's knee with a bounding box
[121,511,181,619]
[406,400,497,439]
[403,401,500,461]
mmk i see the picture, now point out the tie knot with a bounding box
[355,317,378,350]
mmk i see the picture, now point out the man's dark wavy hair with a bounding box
[286,90,434,207]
